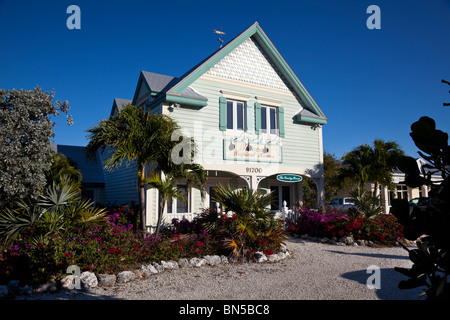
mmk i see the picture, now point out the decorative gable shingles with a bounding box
[206,37,290,91]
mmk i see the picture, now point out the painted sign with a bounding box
[276,174,302,182]
[223,139,282,163]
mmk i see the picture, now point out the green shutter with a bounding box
[219,97,227,131]
[254,102,261,135]
[278,106,285,138]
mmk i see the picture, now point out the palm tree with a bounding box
[0,175,106,244]
[370,139,404,196]
[45,152,82,190]
[340,144,373,191]
[202,184,287,261]
[145,173,186,238]
[340,139,404,195]
[86,104,206,231]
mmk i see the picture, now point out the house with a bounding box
[50,144,105,204]
[335,158,442,213]
[104,22,328,230]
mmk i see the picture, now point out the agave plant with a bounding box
[0,175,107,244]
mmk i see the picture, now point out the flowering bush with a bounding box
[287,206,403,246]
[0,205,227,285]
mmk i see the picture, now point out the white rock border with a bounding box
[1,245,292,298]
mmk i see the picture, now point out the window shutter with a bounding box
[254,102,261,135]
[278,106,285,137]
[219,97,227,131]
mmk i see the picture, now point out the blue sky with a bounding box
[1,0,449,159]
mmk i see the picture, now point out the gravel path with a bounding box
[16,238,424,300]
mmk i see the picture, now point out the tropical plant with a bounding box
[146,172,187,238]
[200,184,287,261]
[86,104,205,231]
[0,87,72,207]
[349,189,384,217]
[339,139,404,194]
[391,116,450,300]
[0,176,106,244]
[45,152,82,190]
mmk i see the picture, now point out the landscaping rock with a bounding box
[220,255,229,264]
[178,258,191,268]
[340,236,354,246]
[0,285,9,299]
[60,275,78,290]
[190,257,207,267]
[7,280,20,295]
[37,280,60,292]
[254,252,267,263]
[116,271,135,283]
[279,243,288,253]
[203,255,221,266]
[268,254,280,263]
[80,271,98,289]
[151,262,165,273]
[97,274,116,287]
[320,237,330,244]
[142,264,159,274]
[161,260,179,270]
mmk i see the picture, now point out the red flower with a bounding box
[197,241,205,249]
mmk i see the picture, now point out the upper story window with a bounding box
[226,100,246,131]
[260,105,278,135]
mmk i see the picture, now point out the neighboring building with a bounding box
[335,158,442,214]
[102,22,328,230]
[50,144,105,204]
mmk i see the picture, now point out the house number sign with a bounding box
[246,167,262,173]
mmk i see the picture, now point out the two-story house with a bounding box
[104,22,328,230]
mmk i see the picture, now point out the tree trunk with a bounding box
[138,163,146,231]
[154,197,165,238]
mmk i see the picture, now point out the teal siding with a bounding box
[167,77,321,169]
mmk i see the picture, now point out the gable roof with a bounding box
[110,98,132,117]
[137,22,326,123]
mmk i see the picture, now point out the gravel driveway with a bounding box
[16,238,424,301]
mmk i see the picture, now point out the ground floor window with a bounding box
[396,184,408,200]
[167,185,189,214]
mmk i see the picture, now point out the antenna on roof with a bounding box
[213,27,225,48]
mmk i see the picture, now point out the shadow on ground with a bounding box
[326,249,410,260]
[341,268,425,300]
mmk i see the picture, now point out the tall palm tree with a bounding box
[86,104,206,231]
[340,144,373,191]
[339,139,404,196]
[370,139,404,196]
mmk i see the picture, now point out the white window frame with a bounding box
[260,105,279,136]
[167,184,190,214]
[226,100,246,132]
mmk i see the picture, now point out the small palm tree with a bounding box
[45,153,82,190]
[146,173,186,238]
[0,175,106,244]
[204,184,285,261]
